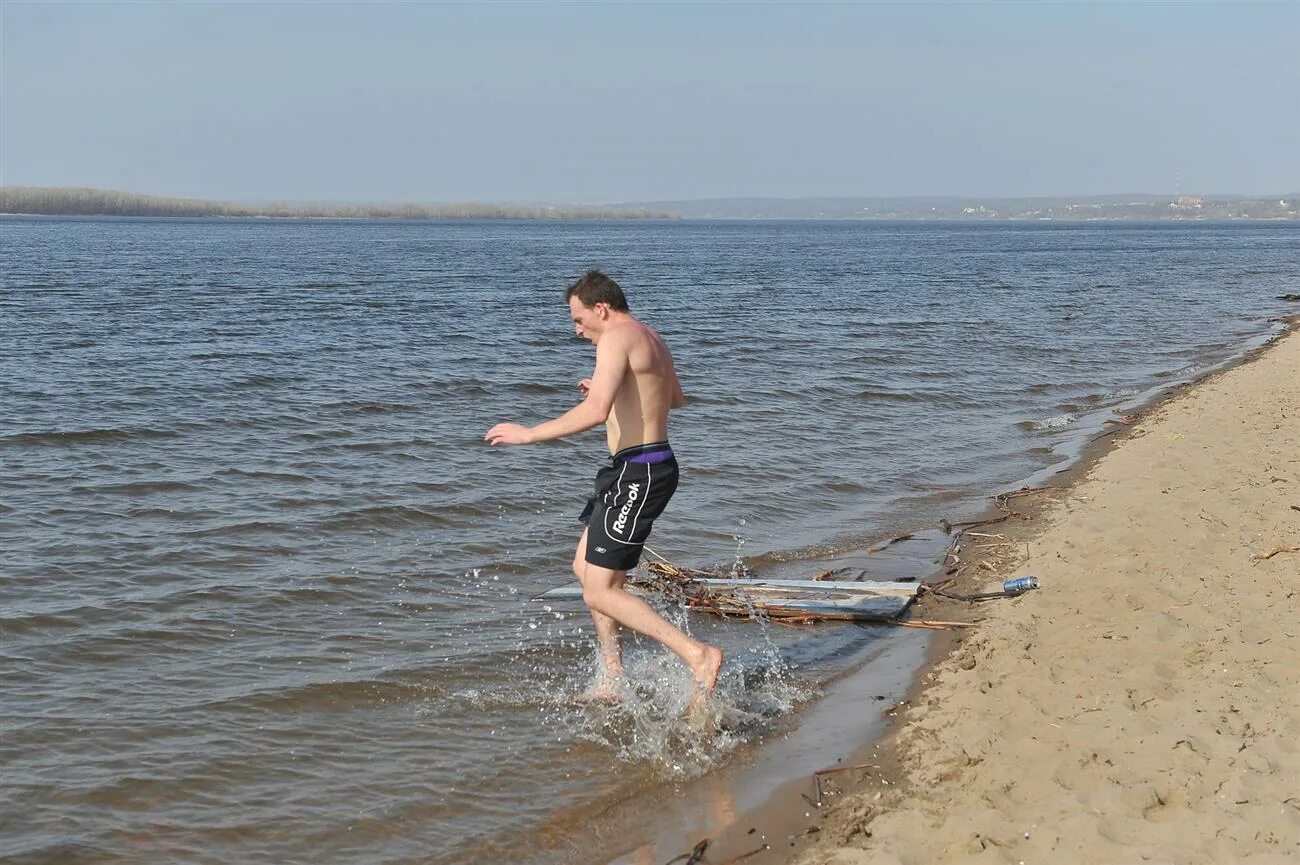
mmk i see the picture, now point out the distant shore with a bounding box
[797,323,1300,864]
[0,187,678,221]
[4,186,1298,221]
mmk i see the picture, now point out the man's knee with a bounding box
[581,583,605,611]
[581,569,625,611]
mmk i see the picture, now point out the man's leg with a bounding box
[579,558,723,711]
[573,528,624,694]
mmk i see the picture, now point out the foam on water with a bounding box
[1032,412,1078,431]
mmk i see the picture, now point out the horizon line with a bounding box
[3,185,1298,207]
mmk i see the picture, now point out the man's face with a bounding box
[569,297,606,344]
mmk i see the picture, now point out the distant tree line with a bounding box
[0,187,678,220]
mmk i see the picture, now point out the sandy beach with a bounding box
[800,325,1300,864]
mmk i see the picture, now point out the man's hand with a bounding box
[577,378,593,398]
[484,422,534,446]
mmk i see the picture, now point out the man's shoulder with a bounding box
[603,319,654,347]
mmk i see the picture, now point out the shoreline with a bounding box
[5,212,1299,224]
[790,321,1300,863]
[623,315,1299,865]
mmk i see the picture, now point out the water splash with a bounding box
[564,591,812,779]
[730,517,755,579]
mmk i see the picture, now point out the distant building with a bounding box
[1174,195,1205,209]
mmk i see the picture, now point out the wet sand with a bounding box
[797,324,1300,863]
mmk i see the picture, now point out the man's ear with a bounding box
[594,302,610,320]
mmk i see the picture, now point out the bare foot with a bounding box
[686,645,724,715]
[578,676,626,704]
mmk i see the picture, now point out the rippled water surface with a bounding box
[2,217,1297,864]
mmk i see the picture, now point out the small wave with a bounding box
[322,400,418,416]
[0,607,97,635]
[516,382,565,395]
[316,503,466,531]
[212,467,313,483]
[206,677,435,714]
[409,380,492,397]
[230,374,292,388]
[0,427,179,446]
[181,519,292,539]
[856,388,924,403]
[331,440,412,454]
[408,481,454,493]
[76,480,205,495]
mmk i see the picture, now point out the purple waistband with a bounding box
[614,442,674,465]
[625,448,675,465]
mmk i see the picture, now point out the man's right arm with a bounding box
[514,332,628,443]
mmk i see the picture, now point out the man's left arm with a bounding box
[485,335,627,446]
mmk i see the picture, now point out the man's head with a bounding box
[565,270,630,343]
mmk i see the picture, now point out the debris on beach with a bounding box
[537,551,921,623]
[538,488,1056,628]
[639,551,922,622]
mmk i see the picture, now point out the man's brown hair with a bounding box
[565,269,630,312]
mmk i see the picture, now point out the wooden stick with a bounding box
[948,514,1010,530]
[1253,545,1300,561]
[814,762,880,777]
[997,485,1051,501]
[642,544,674,565]
[893,619,976,630]
[663,838,710,865]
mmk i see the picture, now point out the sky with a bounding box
[2,1,1297,204]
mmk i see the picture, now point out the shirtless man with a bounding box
[485,270,723,711]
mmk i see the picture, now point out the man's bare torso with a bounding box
[604,320,682,454]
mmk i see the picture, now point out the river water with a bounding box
[2,216,1296,864]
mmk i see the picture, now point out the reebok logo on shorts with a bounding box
[612,482,641,535]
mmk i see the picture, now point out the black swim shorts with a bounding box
[578,441,679,571]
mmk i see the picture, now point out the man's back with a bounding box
[605,320,682,454]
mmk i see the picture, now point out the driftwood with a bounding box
[892,619,976,630]
[585,545,923,622]
[1253,545,1300,561]
[663,839,709,865]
